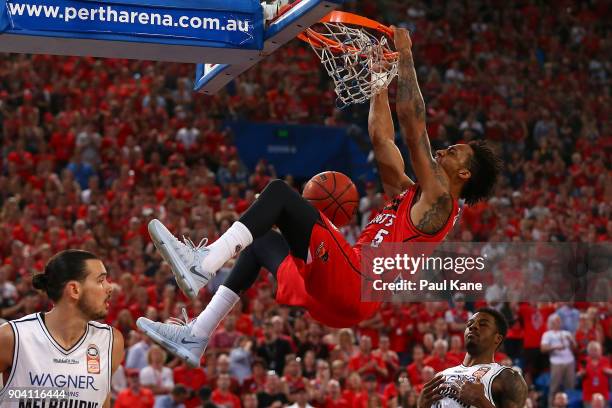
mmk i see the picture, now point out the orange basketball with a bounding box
[303,171,359,227]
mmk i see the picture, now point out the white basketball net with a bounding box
[305,22,398,108]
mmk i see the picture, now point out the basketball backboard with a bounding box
[194,0,344,94]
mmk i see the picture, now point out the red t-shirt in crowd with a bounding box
[211,389,241,408]
[323,395,351,408]
[348,352,386,380]
[173,365,208,408]
[582,356,610,402]
[520,303,555,349]
[114,387,154,408]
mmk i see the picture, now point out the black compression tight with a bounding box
[223,230,289,293]
[239,179,320,261]
[224,180,320,294]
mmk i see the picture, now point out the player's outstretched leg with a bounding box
[149,179,318,299]
[138,231,290,366]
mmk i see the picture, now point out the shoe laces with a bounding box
[159,308,194,339]
[166,307,192,327]
[173,235,208,262]
[182,236,208,252]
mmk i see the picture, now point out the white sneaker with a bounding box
[136,311,208,368]
[148,219,212,299]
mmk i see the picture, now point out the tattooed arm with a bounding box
[393,27,452,234]
[491,369,528,408]
[369,88,414,198]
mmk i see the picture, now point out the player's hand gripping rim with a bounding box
[417,375,445,408]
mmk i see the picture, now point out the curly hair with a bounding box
[460,140,503,206]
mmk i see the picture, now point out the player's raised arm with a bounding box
[393,27,449,202]
[368,88,414,197]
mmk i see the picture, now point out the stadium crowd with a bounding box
[0,0,610,407]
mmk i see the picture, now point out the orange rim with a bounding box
[298,11,398,60]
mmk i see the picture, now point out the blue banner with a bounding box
[4,0,262,48]
[229,122,376,183]
[0,0,12,32]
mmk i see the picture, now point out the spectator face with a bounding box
[252,362,265,377]
[413,346,425,363]
[224,315,237,331]
[331,360,345,379]
[379,336,390,351]
[271,316,283,334]
[218,374,230,392]
[423,334,434,352]
[127,373,140,391]
[229,184,240,197]
[316,361,329,378]
[359,336,372,354]
[263,321,275,340]
[303,350,315,367]
[328,379,341,397]
[434,318,447,333]
[450,335,462,351]
[422,366,435,382]
[433,340,448,357]
[549,315,561,330]
[285,359,300,376]
[265,373,280,392]
[148,346,166,367]
[347,373,361,390]
[217,354,230,374]
[552,392,568,407]
[242,393,258,408]
[338,329,353,348]
[293,389,308,405]
[145,306,158,321]
[587,341,602,359]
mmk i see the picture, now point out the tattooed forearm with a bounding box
[418,130,448,188]
[415,193,452,234]
[397,50,426,123]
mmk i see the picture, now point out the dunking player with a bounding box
[418,309,528,408]
[0,250,124,407]
[136,28,502,366]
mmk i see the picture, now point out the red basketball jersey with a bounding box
[354,184,460,253]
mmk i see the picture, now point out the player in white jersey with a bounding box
[0,249,124,407]
[418,308,527,408]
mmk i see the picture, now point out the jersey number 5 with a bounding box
[371,229,389,248]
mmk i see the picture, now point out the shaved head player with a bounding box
[0,250,124,407]
[418,309,528,408]
[136,28,502,367]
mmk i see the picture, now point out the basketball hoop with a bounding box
[298,11,398,108]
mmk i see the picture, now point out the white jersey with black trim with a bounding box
[0,312,113,407]
[433,363,509,408]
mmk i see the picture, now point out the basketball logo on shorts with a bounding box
[315,242,328,262]
[86,344,100,374]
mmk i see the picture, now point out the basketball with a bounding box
[303,171,359,227]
